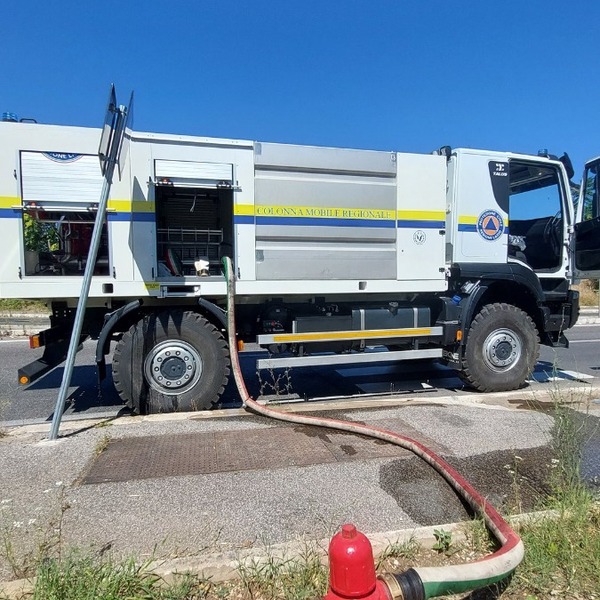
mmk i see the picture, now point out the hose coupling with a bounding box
[378,570,425,600]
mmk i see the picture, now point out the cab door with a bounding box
[573,157,600,278]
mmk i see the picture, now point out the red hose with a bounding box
[222,257,523,599]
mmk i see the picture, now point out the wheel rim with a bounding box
[144,340,202,395]
[482,328,522,372]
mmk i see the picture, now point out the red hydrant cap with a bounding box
[326,523,377,598]
[342,524,357,539]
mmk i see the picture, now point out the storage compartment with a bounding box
[155,186,233,276]
[22,209,109,276]
[19,150,109,277]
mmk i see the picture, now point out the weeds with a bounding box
[257,366,293,398]
[0,299,47,313]
[503,454,525,514]
[462,515,497,557]
[548,399,586,493]
[574,278,599,307]
[376,536,420,569]
[0,483,70,579]
[515,489,600,597]
[508,388,600,597]
[237,542,327,599]
[94,434,111,456]
[31,551,213,600]
[431,529,453,555]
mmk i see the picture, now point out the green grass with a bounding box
[507,394,600,598]
[0,299,48,313]
[376,535,420,568]
[94,434,111,457]
[236,544,328,600]
[1,545,327,600]
[576,279,599,307]
[514,488,600,597]
[31,551,212,600]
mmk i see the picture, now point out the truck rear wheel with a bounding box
[460,303,539,392]
[112,310,230,414]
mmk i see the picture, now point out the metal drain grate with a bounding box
[83,419,447,485]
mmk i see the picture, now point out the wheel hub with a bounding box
[483,328,522,371]
[160,356,186,379]
[144,340,202,395]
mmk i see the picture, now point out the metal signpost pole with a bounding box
[49,91,129,440]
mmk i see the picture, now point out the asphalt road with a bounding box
[1,324,599,425]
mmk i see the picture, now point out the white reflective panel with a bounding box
[155,160,232,183]
[21,152,103,204]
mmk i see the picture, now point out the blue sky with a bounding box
[2,1,598,175]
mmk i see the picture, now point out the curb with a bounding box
[0,510,560,598]
[4,382,600,436]
[0,312,50,337]
[577,308,600,325]
[152,510,559,583]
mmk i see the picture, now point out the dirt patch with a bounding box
[380,446,555,525]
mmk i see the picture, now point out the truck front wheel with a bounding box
[112,310,230,414]
[460,303,539,392]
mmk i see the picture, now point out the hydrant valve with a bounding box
[324,523,391,599]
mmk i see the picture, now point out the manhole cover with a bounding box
[83,419,446,484]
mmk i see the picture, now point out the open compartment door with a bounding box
[573,157,600,278]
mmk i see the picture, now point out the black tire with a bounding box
[460,303,539,392]
[112,310,230,414]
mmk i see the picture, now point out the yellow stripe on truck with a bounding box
[270,327,433,343]
[0,196,19,209]
[397,209,445,221]
[108,199,156,213]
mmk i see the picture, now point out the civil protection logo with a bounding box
[477,209,504,241]
[42,152,81,163]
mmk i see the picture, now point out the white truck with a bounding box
[1,116,599,413]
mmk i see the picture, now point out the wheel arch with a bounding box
[95,298,228,383]
[453,263,546,343]
[95,300,143,382]
[196,298,228,332]
[465,280,543,339]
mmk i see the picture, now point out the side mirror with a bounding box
[559,153,575,180]
[433,145,452,159]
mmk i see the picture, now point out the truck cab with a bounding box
[447,148,575,279]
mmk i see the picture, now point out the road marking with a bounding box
[569,339,600,343]
[557,369,594,379]
[0,339,28,344]
[527,368,594,384]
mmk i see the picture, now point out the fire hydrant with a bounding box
[324,524,391,599]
